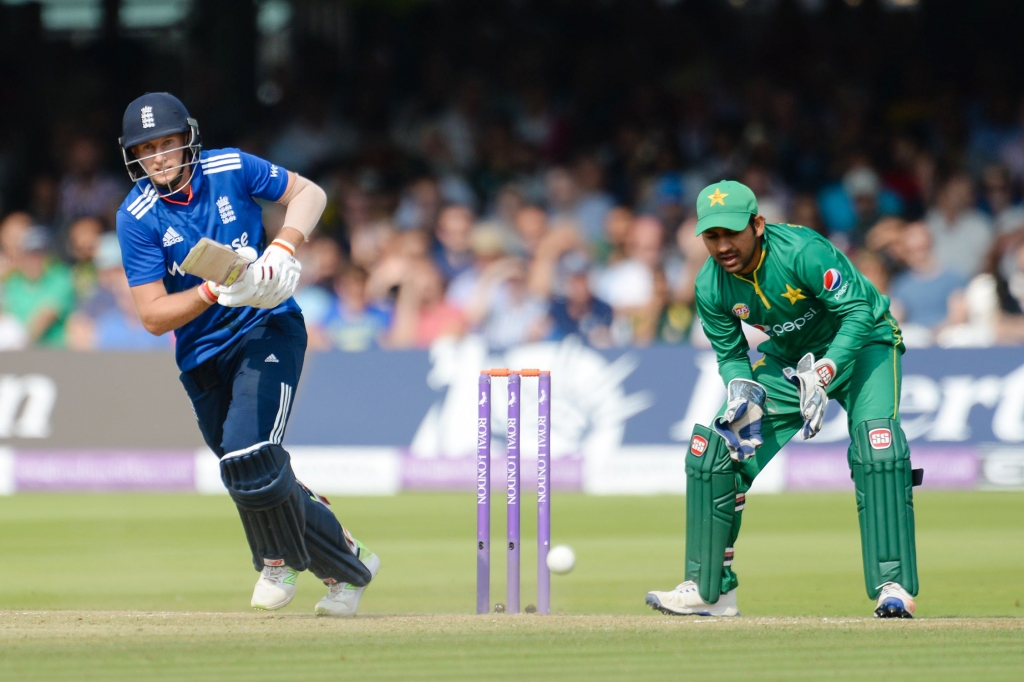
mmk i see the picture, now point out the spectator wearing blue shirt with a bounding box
[542,253,613,348]
[890,222,967,344]
[314,265,391,351]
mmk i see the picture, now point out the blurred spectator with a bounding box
[926,172,994,280]
[432,205,475,282]
[633,267,694,346]
[57,137,125,228]
[594,207,633,267]
[447,222,510,309]
[541,253,613,348]
[394,177,442,233]
[571,156,615,244]
[312,266,392,352]
[293,236,343,329]
[511,205,548,260]
[0,211,31,279]
[66,216,104,301]
[65,233,171,350]
[788,194,825,236]
[2,226,75,347]
[266,94,357,175]
[850,248,893,296]
[889,222,967,345]
[818,163,902,245]
[389,260,465,349]
[463,257,547,350]
[592,215,661,311]
[980,164,1024,235]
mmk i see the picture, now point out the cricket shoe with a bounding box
[645,580,739,617]
[314,541,381,617]
[874,582,915,619]
[251,561,298,611]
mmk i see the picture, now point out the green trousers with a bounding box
[717,342,903,594]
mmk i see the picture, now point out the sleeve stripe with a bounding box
[201,152,241,163]
[129,191,159,218]
[126,186,155,213]
[202,164,242,174]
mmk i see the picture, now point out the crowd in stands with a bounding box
[3,4,1024,351]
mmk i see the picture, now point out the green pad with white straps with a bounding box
[850,418,920,599]
[685,424,737,604]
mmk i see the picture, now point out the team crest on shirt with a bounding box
[731,303,750,319]
[824,268,843,291]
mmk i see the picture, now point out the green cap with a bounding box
[694,180,758,235]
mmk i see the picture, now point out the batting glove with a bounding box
[197,246,261,308]
[782,352,836,440]
[249,239,302,309]
[712,378,767,462]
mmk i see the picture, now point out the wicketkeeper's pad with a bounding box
[850,418,921,599]
[685,425,738,604]
[220,443,310,572]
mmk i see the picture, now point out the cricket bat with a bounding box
[180,238,251,286]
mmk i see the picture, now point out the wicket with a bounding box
[477,368,551,615]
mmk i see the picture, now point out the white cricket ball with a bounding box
[546,545,575,575]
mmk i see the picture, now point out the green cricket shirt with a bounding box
[695,223,904,386]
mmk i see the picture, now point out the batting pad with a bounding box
[220,443,311,572]
[850,418,920,599]
[300,487,373,587]
[685,425,737,604]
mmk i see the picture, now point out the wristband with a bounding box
[197,281,219,304]
[270,238,296,256]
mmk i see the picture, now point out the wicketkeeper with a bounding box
[115,92,378,615]
[646,180,920,618]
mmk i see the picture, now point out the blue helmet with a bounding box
[119,92,202,186]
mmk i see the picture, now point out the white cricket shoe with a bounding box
[645,580,740,616]
[314,541,381,617]
[251,562,298,611]
[874,582,915,619]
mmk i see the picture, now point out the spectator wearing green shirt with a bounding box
[2,227,76,347]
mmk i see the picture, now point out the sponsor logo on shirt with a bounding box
[869,428,892,450]
[732,303,750,319]
[690,435,708,456]
[752,324,774,337]
[824,268,843,291]
[763,307,820,337]
[162,226,184,247]
[270,164,279,178]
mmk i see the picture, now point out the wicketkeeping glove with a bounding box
[782,352,836,440]
[249,239,302,309]
[712,378,767,462]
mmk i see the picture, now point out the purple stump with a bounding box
[476,372,491,614]
[507,372,521,614]
[537,371,551,615]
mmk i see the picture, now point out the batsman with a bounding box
[646,181,921,619]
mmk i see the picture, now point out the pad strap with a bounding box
[685,425,737,604]
[850,419,919,599]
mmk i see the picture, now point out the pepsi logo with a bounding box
[868,428,892,449]
[824,268,843,292]
[690,435,708,456]
[732,303,750,320]
[752,324,774,337]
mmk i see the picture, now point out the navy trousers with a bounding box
[180,311,306,458]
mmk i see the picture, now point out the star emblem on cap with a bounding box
[707,187,729,206]
[781,283,806,305]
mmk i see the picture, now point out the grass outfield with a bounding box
[0,492,1022,680]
